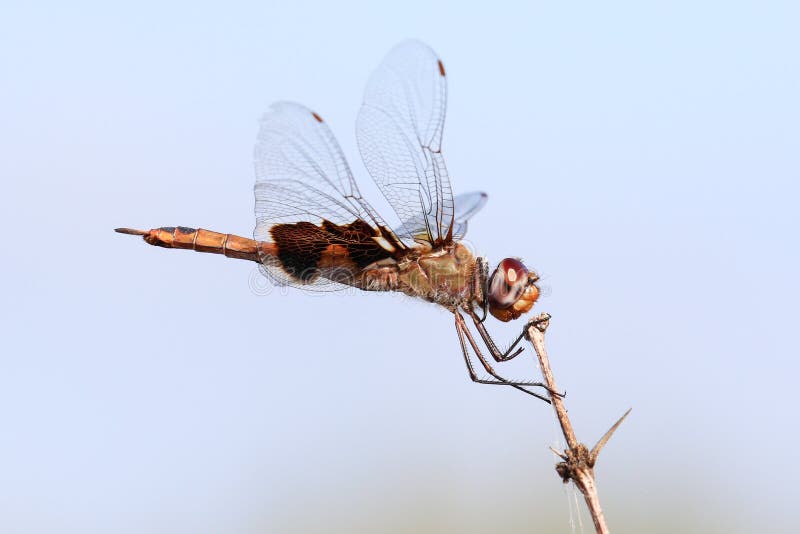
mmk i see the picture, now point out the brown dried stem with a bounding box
[525,313,630,534]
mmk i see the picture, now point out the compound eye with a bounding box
[487,258,529,309]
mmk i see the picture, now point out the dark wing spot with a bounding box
[270,219,397,283]
[270,222,329,282]
[437,60,446,77]
[311,111,324,122]
[320,220,394,269]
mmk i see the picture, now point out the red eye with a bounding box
[488,258,529,309]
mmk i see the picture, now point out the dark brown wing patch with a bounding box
[270,219,397,283]
[270,222,329,282]
[321,219,394,268]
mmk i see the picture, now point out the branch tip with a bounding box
[525,312,552,339]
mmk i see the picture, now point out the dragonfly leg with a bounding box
[454,312,551,403]
[465,305,526,362]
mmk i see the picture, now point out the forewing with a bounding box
[356,40,454,247]
[253,102,398,290]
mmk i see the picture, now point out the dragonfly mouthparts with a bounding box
[114,228,149,236]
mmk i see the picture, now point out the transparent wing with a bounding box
[395,191,488,242]
[453,191,488,226]
[356,40,454,247]
[253,102,403,290]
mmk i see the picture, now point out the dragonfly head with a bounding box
[487,258,540,322]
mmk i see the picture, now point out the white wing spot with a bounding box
[373,236,397,253]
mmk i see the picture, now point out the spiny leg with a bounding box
[456,313,549,391]
[454,312,551,403]
[455,317,548,402]
[466,305,527,362]
[466,309,565,399]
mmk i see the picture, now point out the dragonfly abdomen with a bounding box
[115,226,276,262]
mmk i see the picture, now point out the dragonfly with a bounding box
[117,40,552,401]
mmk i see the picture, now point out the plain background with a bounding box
[2,1,798,532]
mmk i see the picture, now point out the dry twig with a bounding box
[525,313,630,534]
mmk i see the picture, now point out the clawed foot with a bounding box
[523,312,552,340]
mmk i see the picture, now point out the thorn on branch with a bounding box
[590,408,632,464]
[549,445,567,460]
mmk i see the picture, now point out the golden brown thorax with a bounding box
[396,242,476,308]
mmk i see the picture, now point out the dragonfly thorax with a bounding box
[394,242,477,308]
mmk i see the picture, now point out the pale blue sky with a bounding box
[1,1,798,532]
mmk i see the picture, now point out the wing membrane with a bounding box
[395,191,488,242]
[253,102,401,290]
[356,40,454,246]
